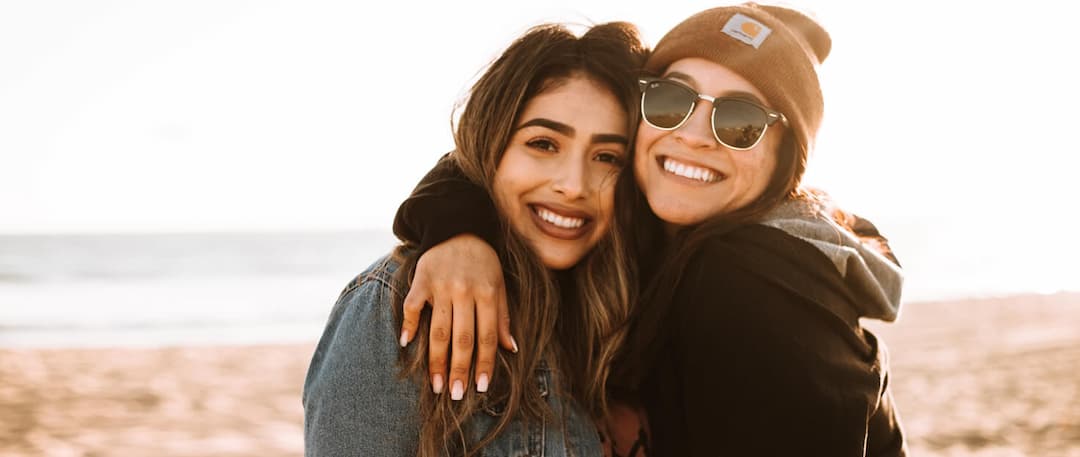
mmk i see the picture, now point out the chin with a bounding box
[537,248,587,271]
[647,195,711,227]
[540,255,581,271]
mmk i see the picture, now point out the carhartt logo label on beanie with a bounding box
[721,13,771,48]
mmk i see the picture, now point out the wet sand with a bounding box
[2,292,1078,456]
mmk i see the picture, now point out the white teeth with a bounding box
[536,207,585,229]
[663,158,717,183]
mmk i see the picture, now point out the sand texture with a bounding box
[2,293,1078,456]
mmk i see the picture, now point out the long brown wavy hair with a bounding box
[391,22,647,457]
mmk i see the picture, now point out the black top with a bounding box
[393,156,906,456]
[635,223,905,456]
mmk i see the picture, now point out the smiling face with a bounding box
[493,75,628,270]
[634,57,782,229]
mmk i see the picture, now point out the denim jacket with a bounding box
[303,254,603,456]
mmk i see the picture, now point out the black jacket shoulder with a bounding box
[642,224,904,456]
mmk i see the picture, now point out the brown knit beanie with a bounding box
[644,2,831,153]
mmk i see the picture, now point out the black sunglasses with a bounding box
[638,77,788,151]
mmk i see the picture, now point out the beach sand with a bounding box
[2,292,1078,456]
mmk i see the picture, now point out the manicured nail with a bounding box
[477,373,489,393]
[399,330,410,348]
[511,336,519,354]
[432,374,444,394]
[451,380,464,400]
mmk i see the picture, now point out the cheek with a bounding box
[490,176,513,218]
[736,143,779,196]
[633,124,664,177]
[634,122,663,156]
[491,157,523,215]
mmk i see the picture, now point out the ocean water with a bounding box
[1,230,1075,348]
[0,231,400,348]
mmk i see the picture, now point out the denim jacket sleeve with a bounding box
[303,255,606,456]
[302,256,421,456]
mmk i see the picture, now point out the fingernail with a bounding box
[511,336,519,354]
[477,373,489,393]
[432,374,444,394]
[451,380,464,400]
[399,330,410,348]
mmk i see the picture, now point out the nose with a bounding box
[673,99,717,149]
[551,155,590,200]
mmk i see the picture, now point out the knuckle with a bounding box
[478,330,498,347]
[404,297,427,311]
[450,365,470,377]
[455,332,474,348]
[429,358,446,371]
[402,317,418,328]
[430,326,451,343]
[449,280,469,296]
[476,284,497,300]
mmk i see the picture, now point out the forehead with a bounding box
[516,76,627,133]
[663,57,769,103]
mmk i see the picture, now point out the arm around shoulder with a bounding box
[393,154,501,254]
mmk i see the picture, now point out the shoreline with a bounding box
[2,292,1079,456]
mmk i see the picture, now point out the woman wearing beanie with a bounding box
[390,3,906,456]
[303,21,647,456]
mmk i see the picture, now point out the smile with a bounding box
[658,156,723,184]
[529,204,592,240]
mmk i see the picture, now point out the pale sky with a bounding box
[2,0,1079,284]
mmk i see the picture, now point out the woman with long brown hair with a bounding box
[302,21,647,456]
[391,3,907,456]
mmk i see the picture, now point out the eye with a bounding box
[595,151,625,167]
[526,138,558,153]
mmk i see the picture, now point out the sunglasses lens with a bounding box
[642,81,695,129]
[712,99,769,149]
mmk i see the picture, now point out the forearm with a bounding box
[393,153,501,254]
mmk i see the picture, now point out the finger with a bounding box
[448,295,475,401]
[399,283,429,347]
[494,282,516,353]
[427,292,452,395]
[474,288,499,393]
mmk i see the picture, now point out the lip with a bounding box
[528,203,593,240]
[655,155,725,185]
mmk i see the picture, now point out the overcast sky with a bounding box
[2,0,1078,253]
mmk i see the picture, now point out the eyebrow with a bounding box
[723,90,767,105]
[662,72,768,105]
[664,71,698,87]
[517,118,628,146]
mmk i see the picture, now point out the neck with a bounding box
[663,222,683,239]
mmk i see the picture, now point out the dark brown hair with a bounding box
[393,21,647,457]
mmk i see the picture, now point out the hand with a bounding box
[399,234,515,400]
[604,401,651,457]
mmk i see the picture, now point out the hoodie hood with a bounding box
[758,199,903,322]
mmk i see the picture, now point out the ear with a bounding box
[760,4,832,64]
